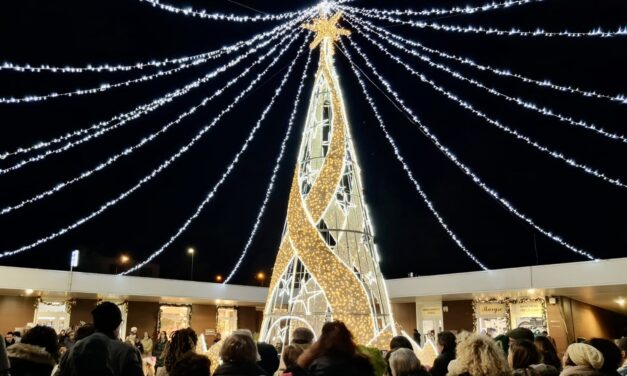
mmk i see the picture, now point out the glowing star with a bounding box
[302,11,351,53]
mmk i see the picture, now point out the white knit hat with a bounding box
[566,343,604,370]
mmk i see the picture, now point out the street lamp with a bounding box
[215,274,223,283]
[115,254,130,274]
[187,247,195,280]
[256,271,266,286]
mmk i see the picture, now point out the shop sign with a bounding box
[476,302,506,318]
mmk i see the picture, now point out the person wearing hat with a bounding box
[57,302,143,376]
[126,327,138,345]
[560,343,605,376]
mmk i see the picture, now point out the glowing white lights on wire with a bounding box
[345,36,597,261]
[138,0,309,22]
[0,33,297,215]
[347,19,627,189]
[341,0,542,18]
[122,40,309,275]
[0,32,306,258]
[349,16,627,105]
[0,17,304,74]
[344,8,627,38]
[223,49,313,284]
[0,22,298,174]
[338,40,488,270]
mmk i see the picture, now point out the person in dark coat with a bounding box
[256,342,279,375]
[413,330,421,346]
[153,331,168,373]
[56,302,143,376]
[169,352,211,376]
[297,321,375,376]
[430,331,456,376]
[213,330,268,376]
[586,338,622,376]
[7,325,59,376]
[0,335,10,376]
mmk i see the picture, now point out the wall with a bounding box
[0,295,36,334]
[127,301,159,338]
[546,302,569,355]
[238,306,261,334]
[192,304,217,344]
[392,302,417,333]
[442,300,474,332]
[569,298,626,340]
[70,299,98,328]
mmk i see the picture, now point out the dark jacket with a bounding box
[152,339,168,367]
[57,332,143,376]
[7,342,56,376]
[307,355,375,376]
[430,350,455,376]
[213,361,269,376]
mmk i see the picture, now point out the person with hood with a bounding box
[560,343,604,376]
[7,325,59,376]
[57,301,143,376]
[213,330,268,376]
[389,348,430,376]
[297,321,374,376]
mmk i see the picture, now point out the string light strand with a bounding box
[344,36,596,261]
[0,32,298,215]
[348,16,627,105]
[0,23,298,174]
[0,32,307,258]
[346,19,627,188]
[122,40,309,275]
[338,40,488,270]
[343,8,627,38]
[223,47,313,284]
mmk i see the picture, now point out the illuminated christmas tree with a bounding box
[259,11,398,347]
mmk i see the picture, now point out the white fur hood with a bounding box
[7,342,56,366]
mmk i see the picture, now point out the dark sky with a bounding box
[1,0,626,286]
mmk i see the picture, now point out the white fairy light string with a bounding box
[122,41,310,275]
[348,16,627,105]
[343,8,627,38]
[0,19,304,162]
[338,40,488,270]
[0,32,307,258]
[0,32,299,215]
[138,0,310,22]
[223,48,313,284]
[0,15,305,75]
[344,36,597,261]
[0,24,298,174]
[341,0,542,18]
[346,20,627,189]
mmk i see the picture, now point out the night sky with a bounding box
[1,0,626,285]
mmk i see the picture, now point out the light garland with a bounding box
[0,15,310,105]
[0,15,303,75]
[222,47,314,284]
[0,23,298,175]
[341,0,542,18]
[344,36,597,261]
[338,40,488,270]
[349,16,626,105]
[347,19,627,189]
[122,39,309,275]
[0,32,298,215]
[138,0,310,22]
[343,8,627,38]
[0,32,307,259]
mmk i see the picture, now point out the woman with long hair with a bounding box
[297,321,374,376]
[534,336,562,372]
[509,340,544,376]
[153,331,168,373]
[447,333,510,376]
[157,328,197,376]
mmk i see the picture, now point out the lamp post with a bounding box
[115,254,130,274]
[215,275,223,283]
[187,247,195,280]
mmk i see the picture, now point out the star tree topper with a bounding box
[302,11,351,54]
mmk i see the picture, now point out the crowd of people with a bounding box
[1,305,626,376]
